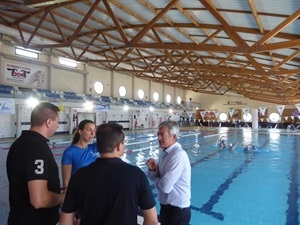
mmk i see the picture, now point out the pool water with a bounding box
[122,128,300,225]
[0,128,299,225]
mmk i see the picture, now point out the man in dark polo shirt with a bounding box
[6,102,65,225]
[60,123,158,225]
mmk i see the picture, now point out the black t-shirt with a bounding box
[6,130,60,225]
[62,157,156,225]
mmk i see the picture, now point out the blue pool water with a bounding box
[0,128,299,225]
[122,128,299,225]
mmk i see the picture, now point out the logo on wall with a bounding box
[0,98,15,114]
[94,104,110,111]
[5,63,46,87]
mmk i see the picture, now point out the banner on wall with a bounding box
[5,63,47,88]
[0,98,15,114]
[258,107,266,116]
[213,111,220,119]
[94,104,110,111]
[200,111,206,119]
[276,105,285,116]
[295,103,300,113]
[228,108,235,117]
[242,108,250,115]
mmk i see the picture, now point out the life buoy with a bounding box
[152,121,155,126]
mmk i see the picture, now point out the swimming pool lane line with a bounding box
[190,139,270,221]
[285,137,299,225]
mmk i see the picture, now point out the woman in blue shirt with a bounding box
[61,119,99,187]
[61,119,99,224]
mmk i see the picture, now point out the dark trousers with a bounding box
[160,204,191,225]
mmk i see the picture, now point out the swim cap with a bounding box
[229,143,233,147]
[221,139,225,143]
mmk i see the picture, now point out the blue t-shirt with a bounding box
[61,143,99,175]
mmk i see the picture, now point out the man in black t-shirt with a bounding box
[6,102,65,225]
[60,123,158,225]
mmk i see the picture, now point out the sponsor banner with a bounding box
[5,63,47,88]
[94,104,110,111]
[0,98,15,114]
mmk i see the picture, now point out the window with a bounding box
[219,112,228,121]
[94,81,104,94]
[243,113,252,122]
[119,85,126,97]
[16,48,38,59]
[59,58,78,68]
[166,94,171,103]
[269,113,280,122]
[137,89,144,99]
[176,96,181,104]
[153,92,159,102]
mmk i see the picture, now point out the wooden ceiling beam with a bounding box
[128,0,180,45]
[102,0,128,44]
[256,9,300,45]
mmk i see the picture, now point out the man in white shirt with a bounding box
[147,121,191,225]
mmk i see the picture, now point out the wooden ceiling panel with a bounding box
[0,0,299,104]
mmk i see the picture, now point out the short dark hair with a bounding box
[72,119,95,144]
[30,102,60,127]
[96,123,124,154]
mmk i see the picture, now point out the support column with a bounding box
[252,108,258,129]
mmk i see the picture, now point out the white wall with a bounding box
[149,81,163,103]
[87,66,111,96]
[51,68,85,93]
[1,40,298,121]
[113,72,133,98]
[185,90,293,114]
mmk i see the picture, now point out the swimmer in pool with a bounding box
[228,142,238,151]
[243,145,250,153]
[251,145,258,151]
[218,136,227,150]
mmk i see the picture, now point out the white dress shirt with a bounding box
[148,142,191,208]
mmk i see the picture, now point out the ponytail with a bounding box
[72,130,80,144]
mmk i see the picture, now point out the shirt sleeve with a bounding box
[25,148,50,182]
[139,171,156,210]
[154,151,186,194]
[61,147,73,165]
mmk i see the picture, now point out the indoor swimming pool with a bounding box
[0,127,299,225]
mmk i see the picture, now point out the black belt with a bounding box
[160,204,189,210]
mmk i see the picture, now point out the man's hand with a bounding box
[146,158,157,171]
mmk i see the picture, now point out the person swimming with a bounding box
[252,145,258,151]
[243,145,250,153]
[229,142,238,151]
[218,138,226,149]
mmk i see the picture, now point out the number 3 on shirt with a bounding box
[35,159,44,174]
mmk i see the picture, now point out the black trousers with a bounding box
[160,204,191,225]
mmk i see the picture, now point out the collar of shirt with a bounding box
[164,142,181,154]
